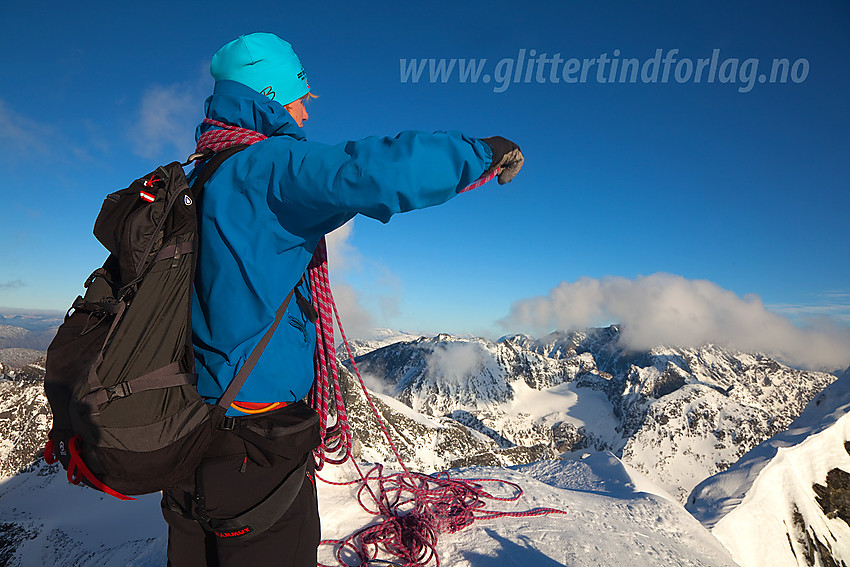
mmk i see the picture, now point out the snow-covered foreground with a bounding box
[319,455,735,566]
[0,454,736,566]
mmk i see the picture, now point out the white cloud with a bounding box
[132,66,211,159]
[325,221,360,274]
[427,341,483,381]
[324,221,402,341]
[133,84,199,159]
[323,280,376,342]
[767,292,850,324]
[0,99,98,164]
[0,99,50,158]
[501,273,850,371]
[0,280,25,290]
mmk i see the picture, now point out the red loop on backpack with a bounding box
[66,436,136,501]
[143,174,160,188]
[44,439,58,464]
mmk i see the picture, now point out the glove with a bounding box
[482,136,524,184]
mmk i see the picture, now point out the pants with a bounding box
[161,402,322,567]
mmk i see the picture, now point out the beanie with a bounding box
[210,33,309,105]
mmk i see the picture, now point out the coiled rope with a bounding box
[196,121,558,566]
[307,167,568,567]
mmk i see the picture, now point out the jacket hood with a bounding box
[196,79,306,142]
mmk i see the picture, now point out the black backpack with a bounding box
[43,145,295,499]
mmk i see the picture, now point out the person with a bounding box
[159,32,524,567]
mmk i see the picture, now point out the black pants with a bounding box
[161,403,322,567]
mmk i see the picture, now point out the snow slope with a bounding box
[687,369,850,566]
[0,455,738,567]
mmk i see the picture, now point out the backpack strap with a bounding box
[193,146,304,410]
[216,285,298,409]
[191,144,249,193]
[89,361,197,405]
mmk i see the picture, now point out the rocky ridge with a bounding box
[351,327,836,501]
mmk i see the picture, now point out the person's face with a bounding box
[284,95,309,127]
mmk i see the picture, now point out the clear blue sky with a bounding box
[1,1,848,345]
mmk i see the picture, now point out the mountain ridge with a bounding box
[351,326,836,501]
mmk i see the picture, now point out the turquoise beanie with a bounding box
[210,33,309,104]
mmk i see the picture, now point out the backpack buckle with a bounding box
[220,416,236,431]
[106,382,132,402]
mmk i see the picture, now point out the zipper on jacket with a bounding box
[288,315,308,343]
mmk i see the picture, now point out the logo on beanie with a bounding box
[297,69,306,80]
[260,86,275,100]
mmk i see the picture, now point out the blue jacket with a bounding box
[192,80,493,412]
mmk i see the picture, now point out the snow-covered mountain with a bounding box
[687,367,850,567]
[351,327,836,502]
[0,348,45,373]
[0,357,50,480]
[0,353,740,566]
[336,328,433,358]
[338,362,558,472]
[0,325,56,352]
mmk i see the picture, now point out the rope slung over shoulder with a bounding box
[195,123,556,567]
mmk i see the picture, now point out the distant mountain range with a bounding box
[0,309,63,333]
[351,327,837,502]
[0,309,61,371]
[0,324,54,375]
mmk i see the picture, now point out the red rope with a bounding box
[189,123,552,565]
[458,166,500,193]
[195,118,269,154]
[308,166,566,567]
[308,238,354,469]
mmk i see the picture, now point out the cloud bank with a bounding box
[501,273,850,371]
[427,342,484,380]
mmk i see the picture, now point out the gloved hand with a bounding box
[482,136,524,184]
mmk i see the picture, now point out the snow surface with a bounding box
[0,455,738,566]
[505,380,622,449]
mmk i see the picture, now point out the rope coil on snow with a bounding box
[307,166,566,567]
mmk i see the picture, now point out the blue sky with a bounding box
[1,1,848,365]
